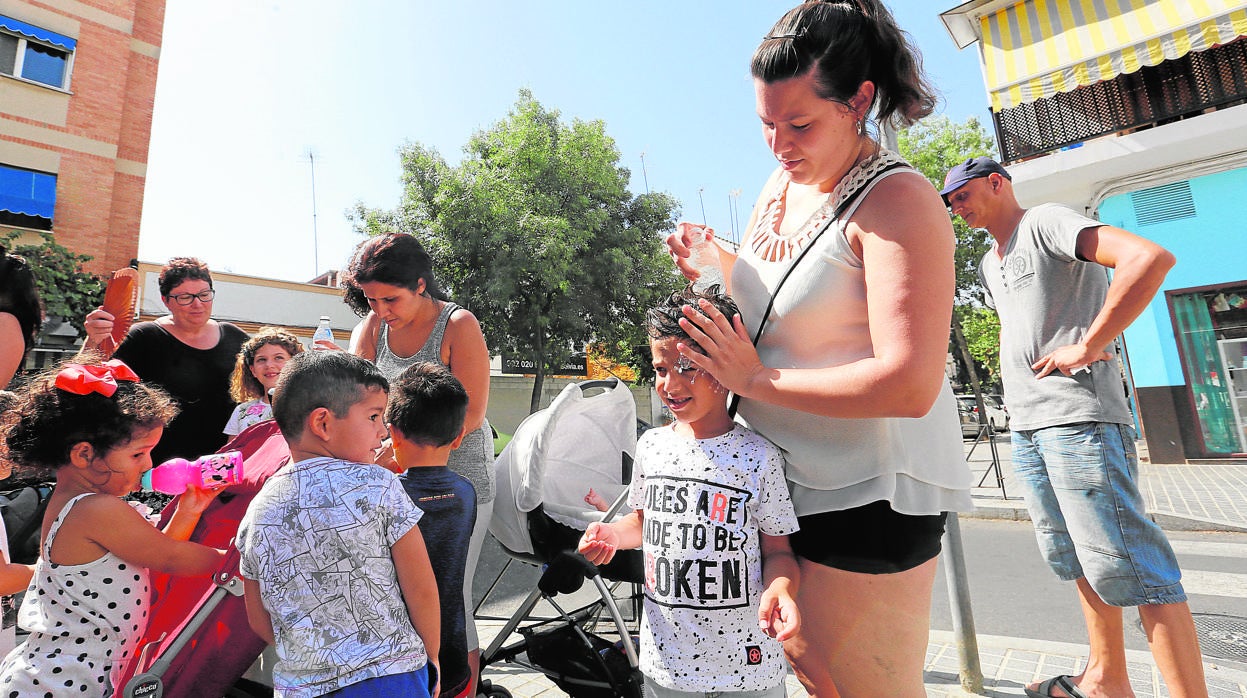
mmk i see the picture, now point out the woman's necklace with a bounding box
[750,138,883,263]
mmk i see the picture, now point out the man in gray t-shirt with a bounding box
[942,158,1206,698]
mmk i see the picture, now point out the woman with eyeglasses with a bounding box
[83,257,248,463]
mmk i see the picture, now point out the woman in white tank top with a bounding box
[664,2,972,696]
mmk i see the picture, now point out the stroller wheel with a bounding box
[478,680,512,698]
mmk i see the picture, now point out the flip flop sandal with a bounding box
[1024,675,1090,698]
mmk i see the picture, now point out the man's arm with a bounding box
[1033,224,1175,378]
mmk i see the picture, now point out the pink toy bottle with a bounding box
[142,451,245,494]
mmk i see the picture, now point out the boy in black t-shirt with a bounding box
[386,362,479,698]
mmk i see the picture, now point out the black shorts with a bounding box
[789,499,948,574]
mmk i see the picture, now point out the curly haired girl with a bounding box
[224,327,304,437]
[0,357,225,696]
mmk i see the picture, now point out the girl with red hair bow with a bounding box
[0,356,225,697]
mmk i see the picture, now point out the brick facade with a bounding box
[0,0,165,274]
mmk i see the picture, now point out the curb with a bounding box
[962,500,1247,533]
[927,630,1247,695]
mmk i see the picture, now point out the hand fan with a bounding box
[98,267,139,358]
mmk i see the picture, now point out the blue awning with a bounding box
[0,166,56,219]
[0,14,76,51]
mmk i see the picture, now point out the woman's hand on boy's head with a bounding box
[677,300,764,397]
[577,522,618,566]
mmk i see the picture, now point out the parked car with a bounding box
[956,398,980,439]
[955,394,1009,433]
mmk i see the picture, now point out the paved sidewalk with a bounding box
[963,433,1247,533]
[477,622,1247,697]
[476,436,1247,697]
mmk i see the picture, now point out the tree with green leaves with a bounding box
[2,232,102,338]
[352,90,681,412]
[897,115,1001,410]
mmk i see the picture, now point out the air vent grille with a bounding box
[1131,181,1195,226]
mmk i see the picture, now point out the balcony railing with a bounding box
[994,37,1247,164]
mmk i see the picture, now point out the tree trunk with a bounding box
[952,315,991,428]
[528,333,545,415]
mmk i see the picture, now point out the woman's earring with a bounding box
[857,116,866,136]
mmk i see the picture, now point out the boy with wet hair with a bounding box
[238,351,441,698]
[579,286,801,698]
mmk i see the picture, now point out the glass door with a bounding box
[1219,338,1247,452]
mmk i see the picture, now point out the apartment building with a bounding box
[1,0,164,275]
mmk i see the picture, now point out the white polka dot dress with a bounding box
[0,494,151,697]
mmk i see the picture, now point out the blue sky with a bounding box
[137,1,990,283]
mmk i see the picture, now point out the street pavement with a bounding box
[474,432,1247,697]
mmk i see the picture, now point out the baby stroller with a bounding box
[114,420,291,698]
[481,378,645,698]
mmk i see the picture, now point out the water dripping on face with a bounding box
[675,355,697,383]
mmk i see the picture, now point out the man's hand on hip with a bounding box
[1032,344,1115,378]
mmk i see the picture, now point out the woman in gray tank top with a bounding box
[340,233,493,694]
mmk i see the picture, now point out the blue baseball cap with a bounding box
[940,157,1011,204]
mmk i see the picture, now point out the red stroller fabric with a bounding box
[113,420,291,697]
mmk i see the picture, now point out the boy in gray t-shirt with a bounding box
[237,352,441,698]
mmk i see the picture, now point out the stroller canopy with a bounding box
[491,379,637,556]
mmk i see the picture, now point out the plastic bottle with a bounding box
[680,223,724,293]
[142,451,245,494]
[312,316,335,345]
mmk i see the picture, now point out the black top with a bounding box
[113,321,248,464]
[399,465,478,697]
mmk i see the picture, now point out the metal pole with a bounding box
[941,513,984,695]
[308,151,320,276]
[639,151,650,195]
[698,187,707,225]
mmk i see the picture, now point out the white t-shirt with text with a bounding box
[627,424,798,692]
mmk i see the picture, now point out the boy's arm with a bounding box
[758,533,800,641]
[577,510,643,565]
[392,526,441,666]
[0,559,33,596]
[242,577,276,646]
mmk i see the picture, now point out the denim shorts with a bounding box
[1011,422,1186,607]
[643,677,786,698]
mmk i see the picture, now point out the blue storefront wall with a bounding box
[1099,166,1247,390]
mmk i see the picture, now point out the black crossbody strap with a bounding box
[728,160,906,418]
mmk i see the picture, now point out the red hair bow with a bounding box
[54,360,140,398]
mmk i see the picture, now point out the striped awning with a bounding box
[983,0,1247,111]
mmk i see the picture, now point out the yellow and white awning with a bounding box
[983,0,1247,111]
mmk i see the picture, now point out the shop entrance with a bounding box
[1169,283,1247,456]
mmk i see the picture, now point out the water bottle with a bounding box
[679,222,724,293]
[142,451,245,494]
[312,316,335,345]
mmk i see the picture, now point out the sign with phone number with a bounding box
[502,355,586,376]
